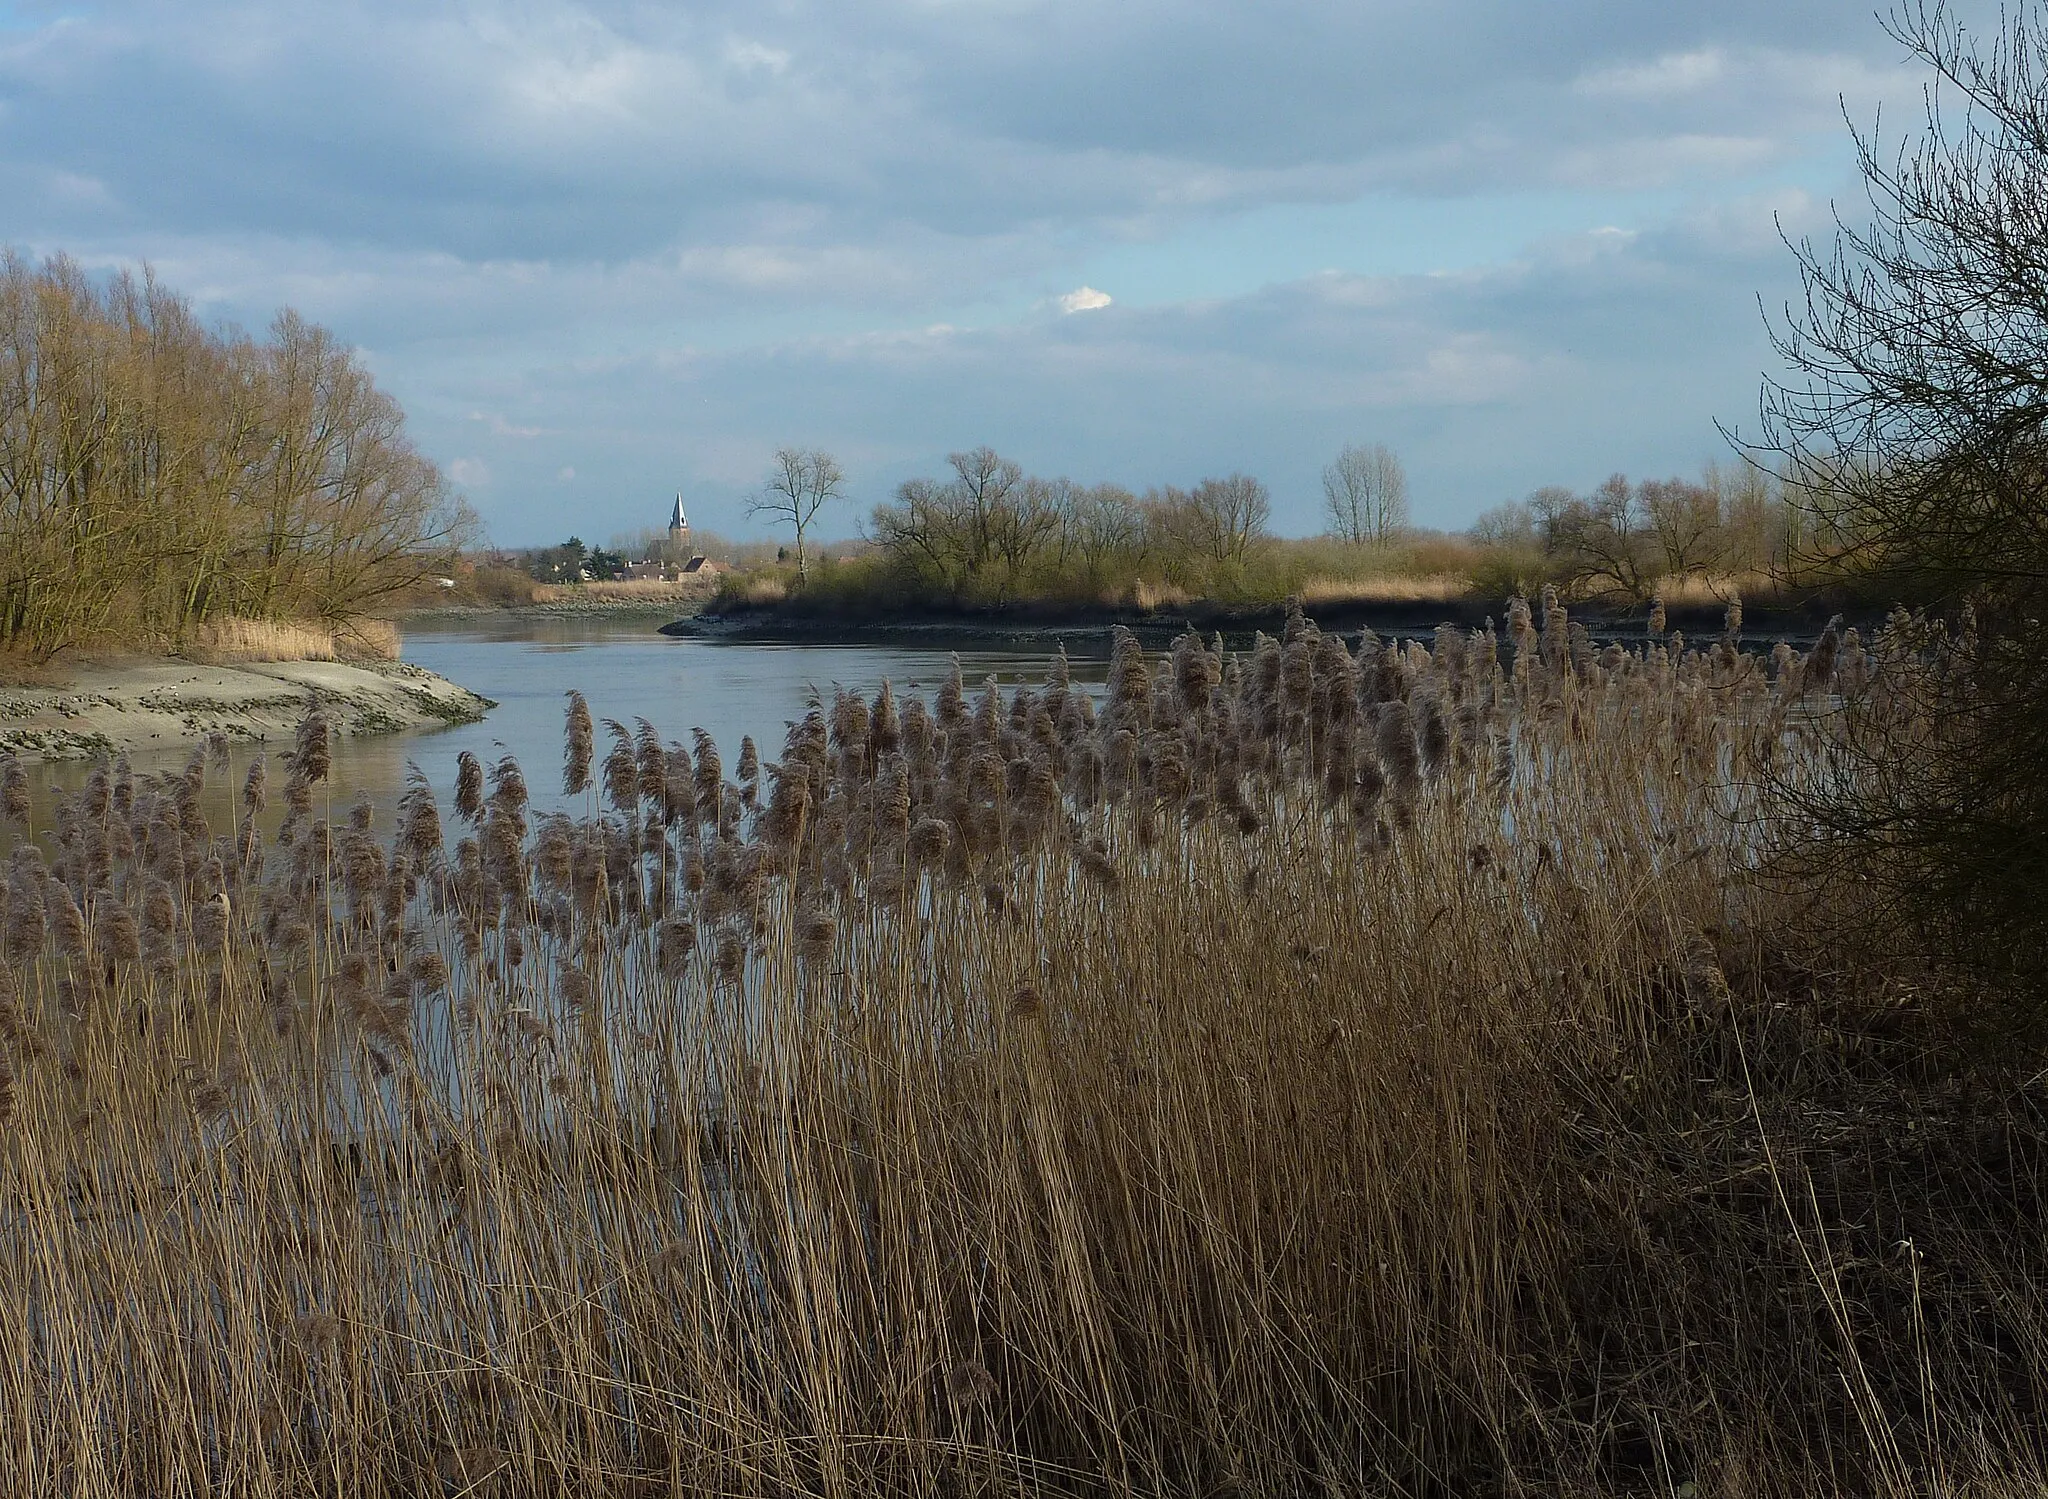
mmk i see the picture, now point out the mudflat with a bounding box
[0,658,493,760]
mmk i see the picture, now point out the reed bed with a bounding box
[184,615,402,664]
[1293,571,1476,607]
[529,580,722,607]
[0,600,2040,1498]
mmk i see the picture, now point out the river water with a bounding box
[18,615,1115,828]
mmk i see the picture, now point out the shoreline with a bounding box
[665,595,1860,651]
[0,658,494,761]
[400,581,720,623]
[403,599,700,623]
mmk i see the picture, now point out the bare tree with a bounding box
[1146,474,1272,585]
[1545,476,1661,602]
[866,447,1039,603]
[1469,499,1538,550]
[749,447,844,586]
[1639,476,1729,581]
[0,253,466,659]
[1059,483,1145,590]
[1750,1,2048,1019]
[1322,443,1410,545]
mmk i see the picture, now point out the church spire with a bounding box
[669,492,687,533]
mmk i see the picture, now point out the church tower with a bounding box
[667,493,690,558]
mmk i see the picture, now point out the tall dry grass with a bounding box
[184,615,401,664]
[530,579,722,607]
[1294,570,1472,606]
[0,603,2040,1497]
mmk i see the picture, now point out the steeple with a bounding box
[667,492,692,565]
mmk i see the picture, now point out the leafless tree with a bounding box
[1148,474,1272,576]
[1059,483,1145,590]
[1639,477,1729,580]
[749,447,845,585]
[1544,476,1661,601]
[1322,443,1409,545]
[1750,0,2048,1019]
[867,448,1036,603]
[0,253,467,659]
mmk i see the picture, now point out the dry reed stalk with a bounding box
[0,620,2036,1498]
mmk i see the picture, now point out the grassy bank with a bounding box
[710,536,1838,637]
[397,574,725,619]
[704,562,1847,653]
[0,610,2039,1495]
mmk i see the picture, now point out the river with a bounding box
[16,615,1115,829]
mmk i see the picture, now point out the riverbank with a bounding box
[0,658,493,760]
[669,593,1859,650]
[402,578,721,623]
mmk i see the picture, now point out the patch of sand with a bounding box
[0,659,494,761]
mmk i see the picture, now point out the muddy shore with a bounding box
[0,659,494,761]
[665,596,1856,651]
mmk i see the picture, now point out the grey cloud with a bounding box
[0,0,1989,263]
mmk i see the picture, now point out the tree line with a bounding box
[0,253,470,660]
[861,447,1279,605]
[1470,462,1805,601]
[734,434,1809,610]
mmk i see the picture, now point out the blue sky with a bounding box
[0,0,1993,544]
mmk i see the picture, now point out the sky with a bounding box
[0,0,1998,545]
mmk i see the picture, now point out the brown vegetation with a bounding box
[725,445,1819,623]
[185,616,401,664]
[0,607,2037,1496]
[0,253,471,662]
[527,579,723,608]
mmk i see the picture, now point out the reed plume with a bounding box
[47,880,86,958]
[289,703,331,783]
[1375,700,1421,798]
[564,690,594,795]
[0,623,2030,1499]
[454,750,485,823]
[398,765,442,859]
[1,754,29,825]
[634,718,667,808]
[4,872,44,963]
[602,720,639,813]
[1807,615,1843,695]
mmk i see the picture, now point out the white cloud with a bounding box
[469,410,544,438]
[49,170,114,207]
[447,457,491,487]
[557,465,577,481]
[1575,47,1730,98]
[1552,132,1781,191]
[723,39,791,76]
[1057,285,1113,313]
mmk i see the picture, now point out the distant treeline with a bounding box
[0,253,470,660]
[727,445,1824,616]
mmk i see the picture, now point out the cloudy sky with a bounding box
[0,0,1992,543]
